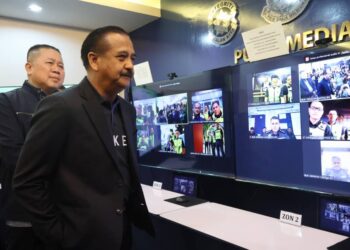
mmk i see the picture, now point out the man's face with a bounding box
[212,102,221,115]
[26,48,65,91]
[328,111,338,123]
[175,131,180,138]
[286,75,292,86]
[332,157,341,170]
[193,103,201,115]
[271,77,279,87]
[95,33,135,91]
[309,101,324,121]
[270,119,280,133]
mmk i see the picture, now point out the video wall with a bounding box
[236,42,350,197]
[132,67,234,176]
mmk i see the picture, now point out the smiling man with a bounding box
[12,26,154,250]
[0,44,65,250]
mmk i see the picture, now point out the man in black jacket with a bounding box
[0,44,65,250]
[13,26,154,250]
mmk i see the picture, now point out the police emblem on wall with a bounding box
[208,0,239,45]
[261,0,310,24]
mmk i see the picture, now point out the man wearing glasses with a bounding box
[308,100,333,139]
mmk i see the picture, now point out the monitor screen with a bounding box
[132,66,234,177]
[235,41,350,196]
[173,175,197,196]
[319,198,350,236]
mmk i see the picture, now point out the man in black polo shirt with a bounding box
[0,44,65,250]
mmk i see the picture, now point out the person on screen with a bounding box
[210,100,223,122]
[157,109,167,123]
[137,134,149,150]
[209,131,216,156]
[264,74,281,104]
[192,102,205,121]
[203,105,210,121]
[136,104,145,125]
[317,70,334,99]
[328,110,348,140]
[338,77,350,98]
[12,26,154,250]
[249,127,257,136]
[287,127,296,140]
[324,156,349,182]
[280,74,292,103]
[214,123,225,157]
[299,70,317,99]
[0,44,65,250]
[173,130,185,154]
[149,127,155,147]
[264,116,289,139]
[145,105,155,125]
[204,134,210,154]
[308,101,333,139]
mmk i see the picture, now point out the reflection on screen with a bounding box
[320,199,350,236]
[173,175,196,196]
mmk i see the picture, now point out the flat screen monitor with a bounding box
[173,174,197,196]
[132,66,234,177]
[319,198,350,236]
[235,41,350,196]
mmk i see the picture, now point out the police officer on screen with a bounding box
[173,129,184,154]
[264,116,289,139]
[308,101,333,139]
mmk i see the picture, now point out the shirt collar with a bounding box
[23,80,47,99]
[85,80,120,110]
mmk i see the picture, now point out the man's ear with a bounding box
[87,52,99,71]
[25,62,32,76]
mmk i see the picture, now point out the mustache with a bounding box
[120,70,134,78]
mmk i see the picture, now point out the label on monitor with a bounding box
[152,181,163,190]
[280,210,302,226]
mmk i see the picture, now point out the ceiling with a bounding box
[0,0,161,32]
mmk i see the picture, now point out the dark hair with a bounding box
[27,44,60,61]
[271,74,279,79]
[212,100,220,106]
[81,26,129,69]
[270,116,279,121]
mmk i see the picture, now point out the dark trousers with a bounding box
[5,226,44,250]
[120,213,132,250]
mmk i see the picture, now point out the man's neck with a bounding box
[87,75,121,102]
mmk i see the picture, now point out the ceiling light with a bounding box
[28,3,42,13]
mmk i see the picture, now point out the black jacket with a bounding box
[0,81,46,220]
[13,78,154,249]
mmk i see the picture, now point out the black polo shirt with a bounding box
[87,82,131,201]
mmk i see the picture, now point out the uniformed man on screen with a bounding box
[264,116,289,139]
[173,129,184,154]
[308,101,333,139]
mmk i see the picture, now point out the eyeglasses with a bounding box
[309,106,323,111]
